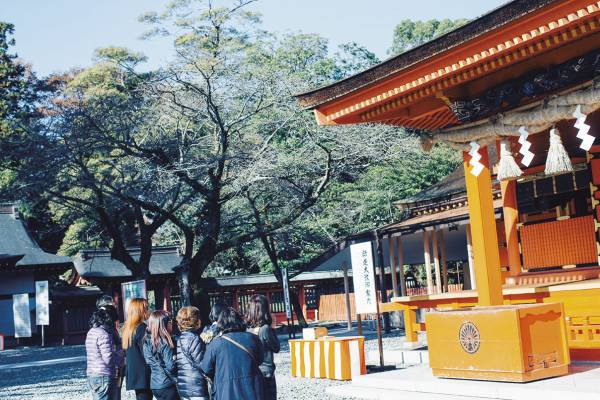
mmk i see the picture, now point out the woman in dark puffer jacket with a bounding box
[175,306,208,400]
[143,310,179,400]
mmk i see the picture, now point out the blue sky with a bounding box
[3,0,507,76]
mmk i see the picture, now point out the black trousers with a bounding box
[135,389,153,400]
[263,376,277,400]
[152,385,179,400]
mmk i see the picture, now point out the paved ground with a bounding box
[0,324,407,400]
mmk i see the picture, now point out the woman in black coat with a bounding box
[246,295,280,400]
[122,299,151,400]
[175,306,208,400]
[200,308,264,400]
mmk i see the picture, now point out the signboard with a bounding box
[12,293,32,338]
[35,281,50,326]
[282,268,292,319]
[121,280,147,320]
[350,242,377,314]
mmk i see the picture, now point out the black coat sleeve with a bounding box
[259,325,280,353]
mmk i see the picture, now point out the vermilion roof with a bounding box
[296,0,560,109]
[297,0,600,130]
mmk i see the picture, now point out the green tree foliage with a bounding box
[389,19,469,56]
[1,7,466,315]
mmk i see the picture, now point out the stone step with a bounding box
[327,385,489,400]
[328,364,600,400]
[366,349,429,365]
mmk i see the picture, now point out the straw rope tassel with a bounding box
[573,105,594,151]
[497,140,523,181]
[545,127,573,175]
[518,126,534,167]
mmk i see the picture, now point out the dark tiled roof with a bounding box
[51,285,103,299]
[296,0,560,109]
[394,168,467,208]
[197,270,346,289]
[0,205,72,268]
[73,246,182,279]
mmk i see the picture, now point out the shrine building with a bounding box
[296,0,600,360]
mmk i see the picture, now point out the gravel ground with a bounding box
[0,325,408,400]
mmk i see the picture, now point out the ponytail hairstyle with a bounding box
[146,310,174,351]
[245,294,272,328]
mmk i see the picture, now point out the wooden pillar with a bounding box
[465,224,476,290]
[397,236,407,296]
[163,286,171,312]
[232,289,239,312]
[423,230,434,294]
[439,230,448,292]
[501,180,522,277]
[342,264,352,331]
[298,285,307,317]
[463,147,503,306]
[388,234,399,298]
[432,229,442,294]
[374,232,391,333]
[403,307,418,343]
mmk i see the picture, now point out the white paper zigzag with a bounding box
[573,105,594,151]
[518,126,534,167]
[468,141,484,177]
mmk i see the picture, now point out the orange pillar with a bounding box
[501,180,522,277]
[463,146,503,306]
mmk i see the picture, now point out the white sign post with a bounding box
[350,241,384,367]
[350,242,377,314]
[12,293,32,339]
[36,281,50,347]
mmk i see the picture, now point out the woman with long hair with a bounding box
[86,308,124,400]
[175,306,208,400]
[143,310,179,400]
[246,294,280,400]
[200,308,264,400]
[122,298,152,400]
[200,302,227,344]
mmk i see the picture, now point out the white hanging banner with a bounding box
[13,293,32,338]
[36,281,50,326]
[350,242,377,314]
[282,268,292,319]
[121,280,147,320]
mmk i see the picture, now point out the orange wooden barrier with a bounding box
[318,293,356,322]
[520,215,597,269]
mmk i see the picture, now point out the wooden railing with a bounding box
[317,284,464,321]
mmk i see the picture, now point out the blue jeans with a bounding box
[87,375,119,400]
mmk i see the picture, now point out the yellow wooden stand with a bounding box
[426,303,570,382]
[289,336,366,380]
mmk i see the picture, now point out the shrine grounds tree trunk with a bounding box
[289,289,308,328]
[175,261,193,308]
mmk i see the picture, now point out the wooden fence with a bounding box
[317,284,464,322]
